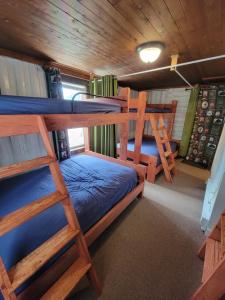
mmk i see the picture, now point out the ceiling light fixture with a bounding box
[136,41,165,63]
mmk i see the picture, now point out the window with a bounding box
[62,82,87,151]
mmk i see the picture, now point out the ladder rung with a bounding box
[160,139,169,144]
[221,215,225,254]
[168,163,175,171]
[40,257,91,300]
[8,225,79,291]
[157,126,167,130]
[202,238,222,282]
[0,191,66,236]
[0,156,55,179]
[164,151,172,157]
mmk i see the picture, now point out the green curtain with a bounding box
[179,86,199,157]
[90,75,118,157]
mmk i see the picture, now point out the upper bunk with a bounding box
[0,94,132,140]
[0,88,177,136]
[0,94,121,115]
[0,88,177,117]
[117,87,177,115]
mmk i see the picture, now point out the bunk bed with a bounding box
[116,88,178,183]
[0,95,145,299]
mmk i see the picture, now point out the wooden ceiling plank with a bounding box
[202,0,223,56]
[74,0,167,73]
[0,0,129,72]
[25,0,130,66]
[0,0,225,89]
[178,0,210,57]
[106,0,161,41]
[0,3,104,58]
[47,0,133,57]
[67,0,174,74]
[147,0,192,57]
[132,0,180,53]
[163,0,195,57]
[163,0,205,79]
[63,0,142,51]
[105,0,175,74]
[178,0,225,78]
[83,0,145,43]
[28,0,127,63]
[51,0,140,72]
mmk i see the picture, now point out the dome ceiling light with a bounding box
[136,41,165,63]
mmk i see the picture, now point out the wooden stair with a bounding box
[8,226,79,290]
[191,212,225,299]
[202,238,222,283]
[0,116,101,300]
[150,114,176,182]
[41,257,91,300]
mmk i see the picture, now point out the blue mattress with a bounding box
[123,138,177,166]
[130,107,172,113]
[0,154,137,297]
[0,95,121,114]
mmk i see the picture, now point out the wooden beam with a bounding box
[202,75,225,81]
[0,114,131,137]
[0,48,92,81]
[0,48,47,65]
[45,62,91,81]
[44,113,131,131]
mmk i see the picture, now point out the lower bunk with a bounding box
[0,151,145,299]
[117,137,178,183]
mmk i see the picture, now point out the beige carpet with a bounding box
[70,163,208,300]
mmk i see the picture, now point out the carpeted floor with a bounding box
[69,163,208,300]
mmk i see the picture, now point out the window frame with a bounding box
[62,81,87,152]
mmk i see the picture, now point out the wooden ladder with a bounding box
[0,116,101,300]
[150,114,176,182]
[191,212,225,300]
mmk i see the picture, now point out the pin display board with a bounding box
[186,85,225,168]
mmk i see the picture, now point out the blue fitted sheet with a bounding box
[0,95,121,114]
[0,154,137,296]
[122,138,177,166]
[129,107,172,113]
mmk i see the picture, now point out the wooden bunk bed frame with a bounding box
[0,113,145,299]
[116,88,178,183]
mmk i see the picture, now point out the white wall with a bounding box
[201,125,225,233]
[0,56,48,166]
[145,88,191,140]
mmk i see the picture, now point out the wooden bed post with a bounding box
[118,87,130,100]
[167,100,177,139]
[84,127,91,151]
[119,121,128,160]
[118,87,130,112]
[133,91,147,164]
[147,156,157,183]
